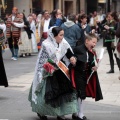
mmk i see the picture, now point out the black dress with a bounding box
[70,44,103,101]
[44,48,77,108]
[0,45,8,87]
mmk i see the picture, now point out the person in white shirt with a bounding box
[28,15,38,53]
[37,10,50,50]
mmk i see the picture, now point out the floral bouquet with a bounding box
[43,59,58,75]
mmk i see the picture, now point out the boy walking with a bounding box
[71,33,103,120]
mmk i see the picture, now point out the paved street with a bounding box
[0,40,120,120]
[2,49,37,80]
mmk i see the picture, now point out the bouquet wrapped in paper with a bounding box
[43,59,70,80]
[43,59,58,75]
[87,48,104,84]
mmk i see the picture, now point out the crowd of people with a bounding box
[0,6,120,120]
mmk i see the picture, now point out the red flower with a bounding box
[43,62,56,74]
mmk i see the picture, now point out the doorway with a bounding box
[86,0,97,14]
[64,1,73,16]
[32,0,42,14]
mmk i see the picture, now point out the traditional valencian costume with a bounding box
[72,44,103,101]
[70,44,103,120]
[0,19,8,87]
[28,27,78,118]
[30,20,38,53]
[0,45,8,87]
[6,9,23,60]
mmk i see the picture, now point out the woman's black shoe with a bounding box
[76,116,87,120]
[82,116,87,120]
[57,116,70,120]
[106,70,114,73]
[19,54,23,57]
[28,53,31,56]
[37,113,47,120]
[72,114,78,119]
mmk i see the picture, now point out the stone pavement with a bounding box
[8,72,34,92]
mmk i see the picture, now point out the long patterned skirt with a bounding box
[0,46,8,87]
[19,31,32,54]
[28,70,78,116]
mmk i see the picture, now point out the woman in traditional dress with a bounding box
[18,13,33,57]
[28,16,38,53]
[0,45,8,87]
[28,27,78,120]
[0,19,8,87]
